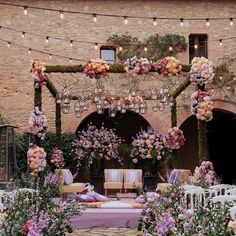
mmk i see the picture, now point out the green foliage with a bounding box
[15,132,77,180]
[107,33,187,62]
[118,144,134,169]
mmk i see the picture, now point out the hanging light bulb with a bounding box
[206,18,210,26]
[219,76,223,80]
[69,58,72,63]
[180,18,184,26]
[21,32,25,38]
[219,39,223,46]
[211,88,214,92]
[153,17,157,26]
[4,88,7,93]
[23,6,28,15]
[227,85,231,90]
[49,54,52,59]
[144,46,148,52]
[28,48,32,54]
[194,44,198,49]
[15,90,18,96]
[230,18,233,26]
[7,42,10,48]
[124,16,128,25]
[119,46,123,51]
[94,43,98,50]
[70,40,73,47]
[169,46,173,51]
[45,36,49,44]
[234,77,236,81]
[59,10,64,19]
[93,13,97,22]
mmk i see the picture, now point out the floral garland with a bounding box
[31,59,47,88]
[190,57,214,85]
[131,127,185,163]
[83,58,109,80]
[154,56,182,77]
[50,147,64,168]
[29,107,48,140]
[73,124,122,168]
[191,161,220,188]
[27,144,47,176]
[124,56,151,76]
[191,90,214,121]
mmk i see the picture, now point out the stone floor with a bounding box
[68,228,141,236]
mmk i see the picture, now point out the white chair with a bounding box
[184,187,205,210]
[226,188,236,195]
[209,184,235,195]
[211,195,236,204]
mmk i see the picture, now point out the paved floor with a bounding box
[68,228,140,236]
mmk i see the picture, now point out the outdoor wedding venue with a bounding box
[0,0,236,235]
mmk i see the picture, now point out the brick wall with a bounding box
[0,0,236,134]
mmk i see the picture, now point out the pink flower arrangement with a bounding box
[74,124,122,168]
[191,161,220,188]
[22,220,33,234]
[191,90,214,121]
[190,57,214,85]
[83,58,109,80]
[166,127,185,150]
[154,56,182,77]
[50,147,64,168]
[29,107,48,140]
[125,56,151,76]
[27,144,47,176]
[31,59,47,88]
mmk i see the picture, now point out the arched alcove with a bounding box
[76,109,151,143]
[179,109,236,184]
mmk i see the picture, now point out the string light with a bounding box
[219,76,223,80]
[28,48,32,54]
[45,36,49,44]
[4,88,7,93]
[234,77,236,81]
[206,18,210,26]
[230,18,233,26]
[124,16,128,25]
[211,88,214,92]
[227,85,231,90]
[15,91,18,96]
[94,43,98,49]
[194,44,198,49]
[70,40,73,47]
[169,46,173,51]
[144,46,148,52]
[59,10,64,19]
[23,6,28,15]
[153,17,157,26]
[49,54,52,59]
[93,13,97,22]
[7,42,10,48]
[21,32,25,38]
[119,46,123,51]
[69,58,72,63]
[219,39,223,46]
[180,18,184,26]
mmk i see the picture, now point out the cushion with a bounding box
[63,169,73,185]
[106,170,121,182]
[76,193,96,202]
[125,171,139,182]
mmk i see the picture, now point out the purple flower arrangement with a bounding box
[74,124,122,168]
[29,107,48,140]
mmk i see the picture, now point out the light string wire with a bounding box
[1,24,236,48]
[0,1,236,21]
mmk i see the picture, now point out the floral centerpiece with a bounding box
[124,56,151,76]
[50,147,64,168]
[27,144,47,176]
[83,58,109,80]
[191,90,214,121]
[154,56,182,77]
[190,56,214,85]
[31,59,47,88]
[191,161,220,188]
[29,106,48,140]
[73,124,122,169]
[165,127,185,150]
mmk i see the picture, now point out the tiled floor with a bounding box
[68,228,140,236]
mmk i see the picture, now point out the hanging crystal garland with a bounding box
[60,86,71,114]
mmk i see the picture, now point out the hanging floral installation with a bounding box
[31,59,47,88]
[83,58,109,80]
[191,90,214,121]
[73,124,123,168]
[27,144,47,176]
[50,147,65,168]
[154,56,182,77]
[190,161,220,188]
[28,106,48,140]
[190,57,214,85]
[131,127,185,163]
[124,56,151,76]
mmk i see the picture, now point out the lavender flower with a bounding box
[43,173,59,187]
[156,215,175,236]
[168,170,181,184]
